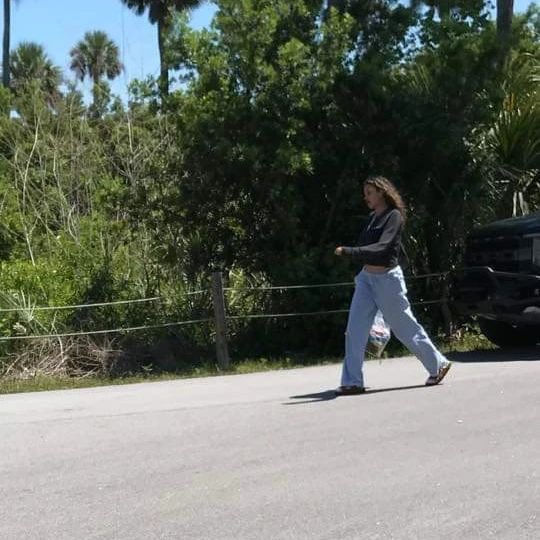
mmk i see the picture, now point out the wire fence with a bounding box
[0,271,451,345]
[0,288,209,313]
[0,319,214,342]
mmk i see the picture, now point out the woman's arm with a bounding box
[336,211,402,258]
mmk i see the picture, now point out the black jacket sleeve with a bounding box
[341,210,402,259]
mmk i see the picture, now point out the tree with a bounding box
[429,0,487,18]
[10,42,62,99]
[478,53,540,217]
[120,0,203,97]
[69,31,123,116]
[146,0,360,276]
[497,0,514,63]
[411,1,514,64]
[2,0,20,88]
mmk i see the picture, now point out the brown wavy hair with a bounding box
[363,175,407,221]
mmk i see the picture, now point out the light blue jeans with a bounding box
[340,266,448,387]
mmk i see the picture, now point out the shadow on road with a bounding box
[285,384,428,405]
[447,347,540,363]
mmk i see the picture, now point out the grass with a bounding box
[0,356,341,395]
[0,330,496,395]
[0,373,184,395]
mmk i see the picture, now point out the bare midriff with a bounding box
[363,264,397,273]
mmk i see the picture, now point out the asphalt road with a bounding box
[1,349,539,540]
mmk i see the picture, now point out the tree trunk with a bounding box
[326,0,343,11]
[437,1,451,19]
[497,0,514,65]
[2,0,10,88]
[91,82,100,118]
[157,17,169,98]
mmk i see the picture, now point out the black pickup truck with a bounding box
[452,211,540,347]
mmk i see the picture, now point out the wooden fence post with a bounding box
[211,271,230,369]
[440,274,453,337]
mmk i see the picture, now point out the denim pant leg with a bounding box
[372,267,447,377]
[340,271,378,387]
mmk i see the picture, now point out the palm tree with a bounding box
[120,0,203,97]
[10,42,62,98]
[69,31,123,114]
[3,0,21,88]
[2,0,10,87]
[482,54,540,216]
[497,0,514,64]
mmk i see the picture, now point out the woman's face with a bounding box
[363,184,386,210]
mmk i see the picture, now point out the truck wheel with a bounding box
[478,318,540,348]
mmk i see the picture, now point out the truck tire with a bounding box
[478,318,540,348]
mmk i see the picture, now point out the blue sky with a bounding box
[7,0,538,102]
[9,0,217,100]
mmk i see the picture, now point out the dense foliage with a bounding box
[0,1,538,375]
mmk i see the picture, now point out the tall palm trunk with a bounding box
[497,0,514,65]
[157,17,169,97]
[3,0,10,88]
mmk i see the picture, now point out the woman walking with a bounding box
[334,176,451,395]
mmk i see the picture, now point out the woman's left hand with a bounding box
[335,247,344,256]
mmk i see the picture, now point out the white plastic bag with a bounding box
[366,310,391,358]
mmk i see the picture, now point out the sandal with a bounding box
[425,361,452,386]
[335,385,366,396]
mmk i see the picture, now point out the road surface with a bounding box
[1,349,539,539]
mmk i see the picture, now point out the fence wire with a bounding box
[0,273,449,341]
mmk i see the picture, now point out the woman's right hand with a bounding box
[335,247,344,256]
